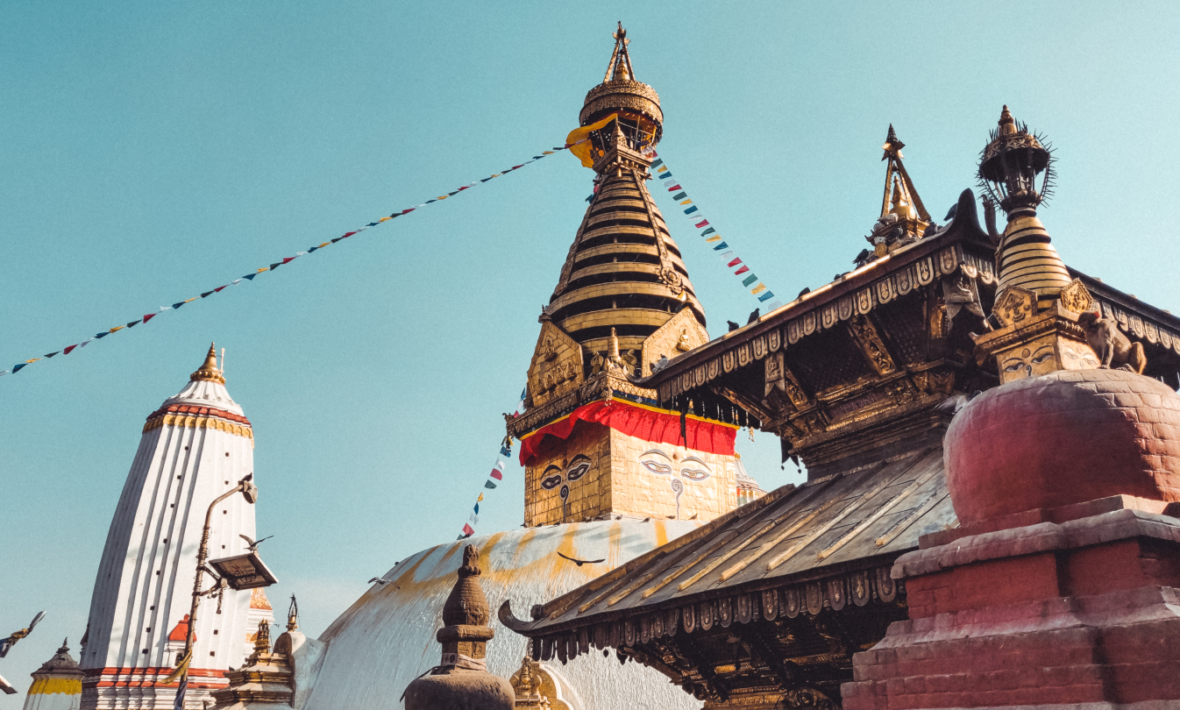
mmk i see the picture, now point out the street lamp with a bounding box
[175,474,273,681]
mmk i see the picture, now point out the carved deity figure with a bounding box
[1078,312,1147,373]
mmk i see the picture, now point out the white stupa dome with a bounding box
[300,519,701,710]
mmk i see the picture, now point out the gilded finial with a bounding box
[998,105,1016,135]
[286,595,299,632]
[190,343,226,384]
[882,124,904,159]
[608,328,620,361]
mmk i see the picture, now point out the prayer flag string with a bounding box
[0,140,587,380]
[647,151,783,313]
[458,386,527,540]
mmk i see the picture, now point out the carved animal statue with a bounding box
[1078,312,1147,373]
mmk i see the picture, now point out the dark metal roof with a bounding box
[502,446,953,636]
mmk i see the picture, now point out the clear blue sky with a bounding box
[3,0,1178,693]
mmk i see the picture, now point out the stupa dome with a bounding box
[301,520,701,710]
[944,369,1180,525]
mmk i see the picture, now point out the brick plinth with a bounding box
[842,497,1180,708]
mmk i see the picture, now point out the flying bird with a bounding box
[367,578,400,589]
[557,552,605,567]
[239,534,273,552]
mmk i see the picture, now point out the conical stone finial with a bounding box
[403,545,514,710]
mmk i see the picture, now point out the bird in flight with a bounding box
[239,534,274,552]
[557,552,605,567]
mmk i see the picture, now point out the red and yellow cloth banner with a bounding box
[518,399,738,466]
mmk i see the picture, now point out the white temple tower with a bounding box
[80,345,270,710]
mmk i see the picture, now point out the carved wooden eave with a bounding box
[500,447,952,705]
[640,189,1180,469]
[506,370,666,440]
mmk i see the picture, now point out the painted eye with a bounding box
[541,474,563,490]
[566,461,591,481]
[680,467,710,481]
[641,460,672,475]
[1032,353,1052,364]
[1003,361,1023,372]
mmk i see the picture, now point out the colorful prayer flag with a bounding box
[734,265,750,275]
[490,470,503,481]
[484,480,497,489]
[751,283,767,295]
[742,274,759,287]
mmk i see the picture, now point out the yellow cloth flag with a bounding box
[160,649,191,685]
[751,283,767,295]
[566,114,618,168]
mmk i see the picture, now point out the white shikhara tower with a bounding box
[80,346,271,710]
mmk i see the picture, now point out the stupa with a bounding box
[292,26,760,710]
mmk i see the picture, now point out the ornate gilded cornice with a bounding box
[143,403,254,443]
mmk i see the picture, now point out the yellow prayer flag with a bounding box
[25,358,39,364]
[257,268,268,273]
[751,283,767,295]
[705,235,722,243]
[319,242,330,248]
[565,113,618,168]
[477,493,484,502]
[160,649,191,686]
[109,326,125,334]
[542,151,554,155]
[379,217,390,222]
[679,199,693,205]
[184,298,197,304]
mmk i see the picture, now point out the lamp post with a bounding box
[179,474,259,679]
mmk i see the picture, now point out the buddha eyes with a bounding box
[641,460,673,475]
[1003,360,1024,372]
[1032,353,1052,364]
[566,460,591,481]
[680,467,710,481]
[541,474,563,489]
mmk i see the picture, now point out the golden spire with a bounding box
[604,22,635,83]
[190,342,226,384]
[978,106,1071,307]
[998,105,1016,135]
[608,328,620,361]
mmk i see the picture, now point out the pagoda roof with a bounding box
[647,189,1180,407]
[501,446,949,644]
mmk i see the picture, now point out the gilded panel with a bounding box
[767,328,782,352]
[916,256,935,285]
[876,277,894,304]
[640,302,709,376]
[856,288,873,315]
[527,322,585,409]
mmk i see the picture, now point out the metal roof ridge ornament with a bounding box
[862,125,931,264]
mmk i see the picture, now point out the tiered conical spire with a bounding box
[547,26,704,356]
[548,169,705,354]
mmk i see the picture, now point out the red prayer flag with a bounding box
[734,266,750,275]
[342,231,356,238]
[282,257,296,264]
[666,184,682,192]
[728,258,742,267]
[462,523,474,536]
[695,220,710,228]
[214,285,227,293]
[401,209,415,215]
[143,313,157,324]
[490,470,503,480]
[64,344,78,355]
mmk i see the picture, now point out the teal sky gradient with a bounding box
[3,0,1179,693]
